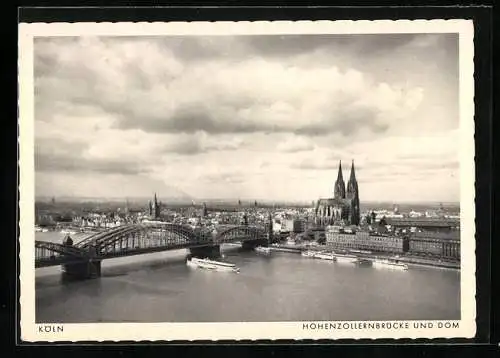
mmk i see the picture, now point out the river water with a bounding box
[35,231,460,323]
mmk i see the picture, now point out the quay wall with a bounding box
[272,243,460,270]
[323,230,460,260]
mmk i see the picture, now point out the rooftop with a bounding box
[411,231,460,240]
[386,217,460,227]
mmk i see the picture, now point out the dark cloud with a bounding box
[295,105,388,137]
[35,152,145,175]
[238,34,459,71]
[162,138,205,156]
[34,48,58,78]
[242,34,420,59]
[37,33,454,65]
[112,100,388,138]
[158,37,240,62]
[147,34,432,62]
[35,138,147,175]
[36,151,147,175]
[160,132,246,156]
[34,35,441,140]
[114,103,263,135]
[95,36,237,63]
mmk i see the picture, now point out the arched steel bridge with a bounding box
[35,223,267,268]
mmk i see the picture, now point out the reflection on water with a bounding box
[35,242,460,323]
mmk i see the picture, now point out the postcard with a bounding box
[18,19,475,341]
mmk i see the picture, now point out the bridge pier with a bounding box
[189,245,221,259]
[241,239,268,250]
[62,259,102,280]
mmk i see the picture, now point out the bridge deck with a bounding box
[35,224,268,267]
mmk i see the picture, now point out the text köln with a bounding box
[38,324,64,333]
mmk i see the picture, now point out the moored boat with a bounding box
[186,257,240,272]
[372,258,409,271]
[255,246,271,254]
[349,249,372,255]
[313,251,337,261]
[301,250,316,258]
[332,252,359,264]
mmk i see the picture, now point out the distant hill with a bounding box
[35,194,459,213]
[360,201,460,212]
[36,195,193,205]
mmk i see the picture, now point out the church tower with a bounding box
[346,160,360,225]
[334,161,346,199]
[153,193,161,219]
[267,211,274,244]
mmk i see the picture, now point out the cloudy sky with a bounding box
[34,33,459,203]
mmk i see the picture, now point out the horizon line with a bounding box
[35,195,460,205]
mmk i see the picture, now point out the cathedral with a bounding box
[315,160,360,226]
[148,193,162,219]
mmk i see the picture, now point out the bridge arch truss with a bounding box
[35,240,89,268]
[74,223,212,259]
[215,225,266,244]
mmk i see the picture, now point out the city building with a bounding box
[325,229,409,254]
[408,231,460,260]
[283,218,305,233]
[315,160,360,226]
[385,217,460,233]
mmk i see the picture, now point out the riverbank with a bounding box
[269,246,302,254]
[271,243,460,270]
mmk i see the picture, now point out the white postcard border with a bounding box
[18,19,476,342]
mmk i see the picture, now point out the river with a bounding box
[35,231,460,323]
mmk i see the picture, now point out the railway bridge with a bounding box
[35,223,269,279]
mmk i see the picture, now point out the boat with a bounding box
[301,250,316,258]
[349,249,372,255]
[357,258,372,265]
[372,258,409,271]
[186,257,240,273]
[224,242,241,247]
[313,251,337,261]
[332,252,359,264]
[255,246,271,254]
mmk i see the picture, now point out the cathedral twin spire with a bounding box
[334,160,358,200]
[334,161,346,199]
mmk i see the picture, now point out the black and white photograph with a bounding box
[19,20,476,341]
